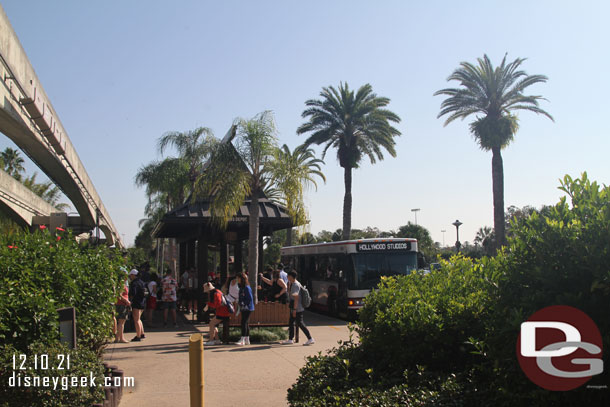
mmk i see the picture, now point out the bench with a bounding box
[220,302,299,343]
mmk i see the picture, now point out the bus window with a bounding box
[350,252,417,290]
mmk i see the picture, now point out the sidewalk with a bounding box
[104,311,351,407]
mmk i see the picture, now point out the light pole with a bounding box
[411,208,420,225]
[441,230,446,247]
[452,220,463,252]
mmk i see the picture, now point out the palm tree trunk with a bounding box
[491,147,506,249]
[248,191,260,303]
[342,166,352,241]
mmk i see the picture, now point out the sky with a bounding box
[1,1,609,247]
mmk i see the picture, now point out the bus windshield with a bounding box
[350,252,418,289]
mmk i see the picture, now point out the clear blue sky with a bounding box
[2,1,609,246]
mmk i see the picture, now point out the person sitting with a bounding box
[259,269,288,303]
[203,282,231,345]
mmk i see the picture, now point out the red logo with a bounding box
[517,305,603,391]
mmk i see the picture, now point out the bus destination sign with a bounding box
[356,241,411,252]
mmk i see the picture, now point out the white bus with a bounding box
[281,238,419,320]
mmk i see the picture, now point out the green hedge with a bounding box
[288,173,610,406]
[0,228,124,353]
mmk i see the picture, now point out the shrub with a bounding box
[0,229,124,353]
[227,327,288,342]
[357,255,499,381]
[0,341,106,407]
[289,173,610,406]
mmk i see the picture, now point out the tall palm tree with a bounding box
[1,147,25,179]
[157,127,216,189]
[269,144,326,246]
[195,111,317,300]
[22,173,70,211]
[297,82,401,240]
[435,54,553,248]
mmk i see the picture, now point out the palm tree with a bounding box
[297,82,401,240]
[21,172,70,211]
[135,157,191,211]
[157,127,216,189]
[1,147,25,179]
[195,111,317,300]
[435,54,553,248]
[269,144,326,246]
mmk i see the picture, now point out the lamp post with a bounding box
[452,220,463,252]
[441,230,446,247]
[411,208,420,225]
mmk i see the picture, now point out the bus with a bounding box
[281,238,419,320]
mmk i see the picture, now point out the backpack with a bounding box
[300,285,312,308]
[217,290,235,314]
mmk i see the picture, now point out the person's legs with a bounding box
[241,310,252,338]
[163,306,169,324]
[113,315,117,336]
[139,309,145,336]
[132,309,142,338]
[171,302,177,324]
[296,312,311,340]
[240,310,250,337]
[117,318,127,342]
[288,312,296,340]
[208,318,219,340]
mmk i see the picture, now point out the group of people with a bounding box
[203,264,315,347]
[113,261,315,347]
[112,265,180,343]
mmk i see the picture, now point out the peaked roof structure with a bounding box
[152,125,293,242]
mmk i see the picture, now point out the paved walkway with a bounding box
[104,311,351,407]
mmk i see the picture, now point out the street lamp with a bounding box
[452,220,463,252]
[411,208,420,225]
[441,230,446,247]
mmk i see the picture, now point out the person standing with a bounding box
[278,263,289,285]
[128,269,146,341]
[259,270,288,303]
[114,275,130,343]
[203,282,231,345]
[161,269,178,327]
[281,270,315,346]
[236,272,255,346]
[186,268,198,314]
[144,273,158,326]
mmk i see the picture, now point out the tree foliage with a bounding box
[298,82,401,240]
[288,173,610,406]
[435,54,553,248]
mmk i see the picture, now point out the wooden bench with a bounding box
[220,302,299,343]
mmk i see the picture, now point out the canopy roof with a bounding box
[152,125,294,243]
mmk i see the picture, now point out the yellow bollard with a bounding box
[189,333,204,407]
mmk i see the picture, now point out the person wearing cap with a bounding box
[128,269,146,342]
[203,282,231,345]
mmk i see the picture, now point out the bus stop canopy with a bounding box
[152,196,294,242]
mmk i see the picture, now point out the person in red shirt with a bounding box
[203,282,230,345]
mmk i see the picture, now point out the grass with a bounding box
[227,327,288,343]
